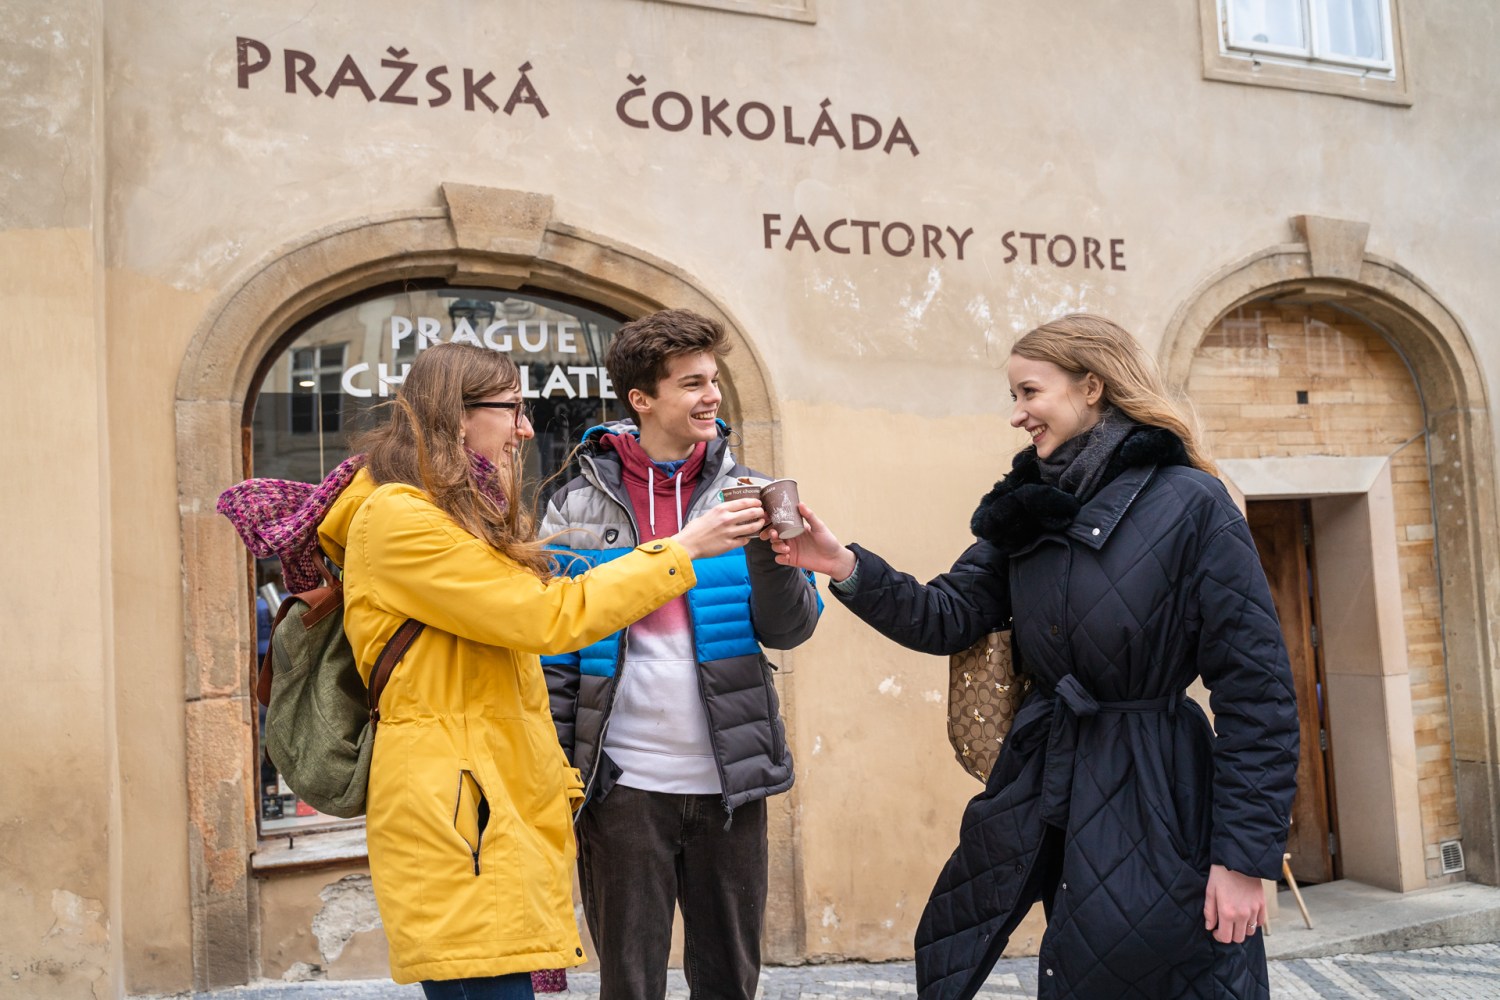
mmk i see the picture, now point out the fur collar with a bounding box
[970,426,1191,555]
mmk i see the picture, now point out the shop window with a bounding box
[1200,0,1409,105]
[247,284,684,840]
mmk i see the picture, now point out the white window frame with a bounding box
[1223,0,1394,74]
[1200,0,1410,106]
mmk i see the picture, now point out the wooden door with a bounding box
[1246,499,1339,884]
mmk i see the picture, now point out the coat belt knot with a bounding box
[1040,675,1185,828]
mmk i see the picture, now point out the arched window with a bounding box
[246,283,686,832]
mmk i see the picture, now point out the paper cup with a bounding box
[717,485,762,505]
[759,479,804,538]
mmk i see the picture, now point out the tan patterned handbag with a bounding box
[947,630,1021,783]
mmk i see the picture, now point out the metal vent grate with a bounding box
[1439,840,1466,875]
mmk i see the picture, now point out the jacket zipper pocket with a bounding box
[762,656,785,765]
[453,769,489,876]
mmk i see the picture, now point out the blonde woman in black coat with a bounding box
[771,315,1298,1000]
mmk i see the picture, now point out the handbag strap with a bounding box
[368,619,426,723]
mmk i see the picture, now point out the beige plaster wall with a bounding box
[2,1,1496,993]
[110,272,214,992]
[0,228,119,996]
[0,2,124,997]
[101,1,1500,422]
[257,869,391,981]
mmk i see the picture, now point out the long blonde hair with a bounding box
[1012,314,1217,476]
[356,343,554,579]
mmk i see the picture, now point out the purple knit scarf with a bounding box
[217,451,508,594]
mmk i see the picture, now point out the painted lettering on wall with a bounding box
[339,317,615,399]
[762,214,1128,269]
[762,214,973,259]
[235,38,548,116]
[615,75,918,156]
[1000,231,1126,271]
[228,39,1129,269]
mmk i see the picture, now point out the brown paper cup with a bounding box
[717,485,763,505]
[759,479,804,539]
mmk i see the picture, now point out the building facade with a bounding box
[4,1,1499,996]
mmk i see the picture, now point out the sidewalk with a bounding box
[133,880,1500,1000]
[1263,879,1500,959]
[130,945,1500,1000]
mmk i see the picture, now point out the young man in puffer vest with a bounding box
[540,309,821,1000]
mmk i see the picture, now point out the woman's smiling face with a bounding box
[461,389,534,469]
[1007,355,1104,459]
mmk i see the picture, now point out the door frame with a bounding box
[1224,456,1428,892]
[1157,224,1500,890]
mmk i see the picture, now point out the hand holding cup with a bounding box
[673,498,766,560]
[767,502,857,582]
[720,477,807,539]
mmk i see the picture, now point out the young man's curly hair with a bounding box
[605,309,730,410]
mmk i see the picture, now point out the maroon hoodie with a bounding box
[599,432,708,543]
[595,431,722,795]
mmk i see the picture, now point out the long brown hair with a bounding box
[1012,314,1217,476]
[355,343,554,579]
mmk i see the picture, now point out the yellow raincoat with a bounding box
[318,469,696,984]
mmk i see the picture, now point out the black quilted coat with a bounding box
[835,428,1299,1000]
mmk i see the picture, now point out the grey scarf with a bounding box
[1036,405,1136,504]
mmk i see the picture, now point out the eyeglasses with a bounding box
[465,400,532,425]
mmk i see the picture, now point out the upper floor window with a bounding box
[1200,0,1409,105]
[1224,0,1393,73]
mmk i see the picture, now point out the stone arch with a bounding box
[1160,220,1500,890]
[173,185,782,987]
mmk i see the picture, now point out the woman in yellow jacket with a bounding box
[317,343,766,999]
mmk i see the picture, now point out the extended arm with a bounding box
[834,541,1009,656]
[361,491,696,657]
[744,537,821,649]
[770,501,1009,655]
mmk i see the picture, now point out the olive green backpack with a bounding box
[257,559,424,818]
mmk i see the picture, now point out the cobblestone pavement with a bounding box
[136,943,1500,999]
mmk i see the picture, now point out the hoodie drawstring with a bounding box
[647,464,686,535]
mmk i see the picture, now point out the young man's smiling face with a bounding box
[631,351,723,460]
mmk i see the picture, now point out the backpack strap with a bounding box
[256,594,304,706]
[300,558,343,628]
[254,560,341,707]
[368,619,426,724]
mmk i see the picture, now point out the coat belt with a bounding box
[1039,674,1183,829]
